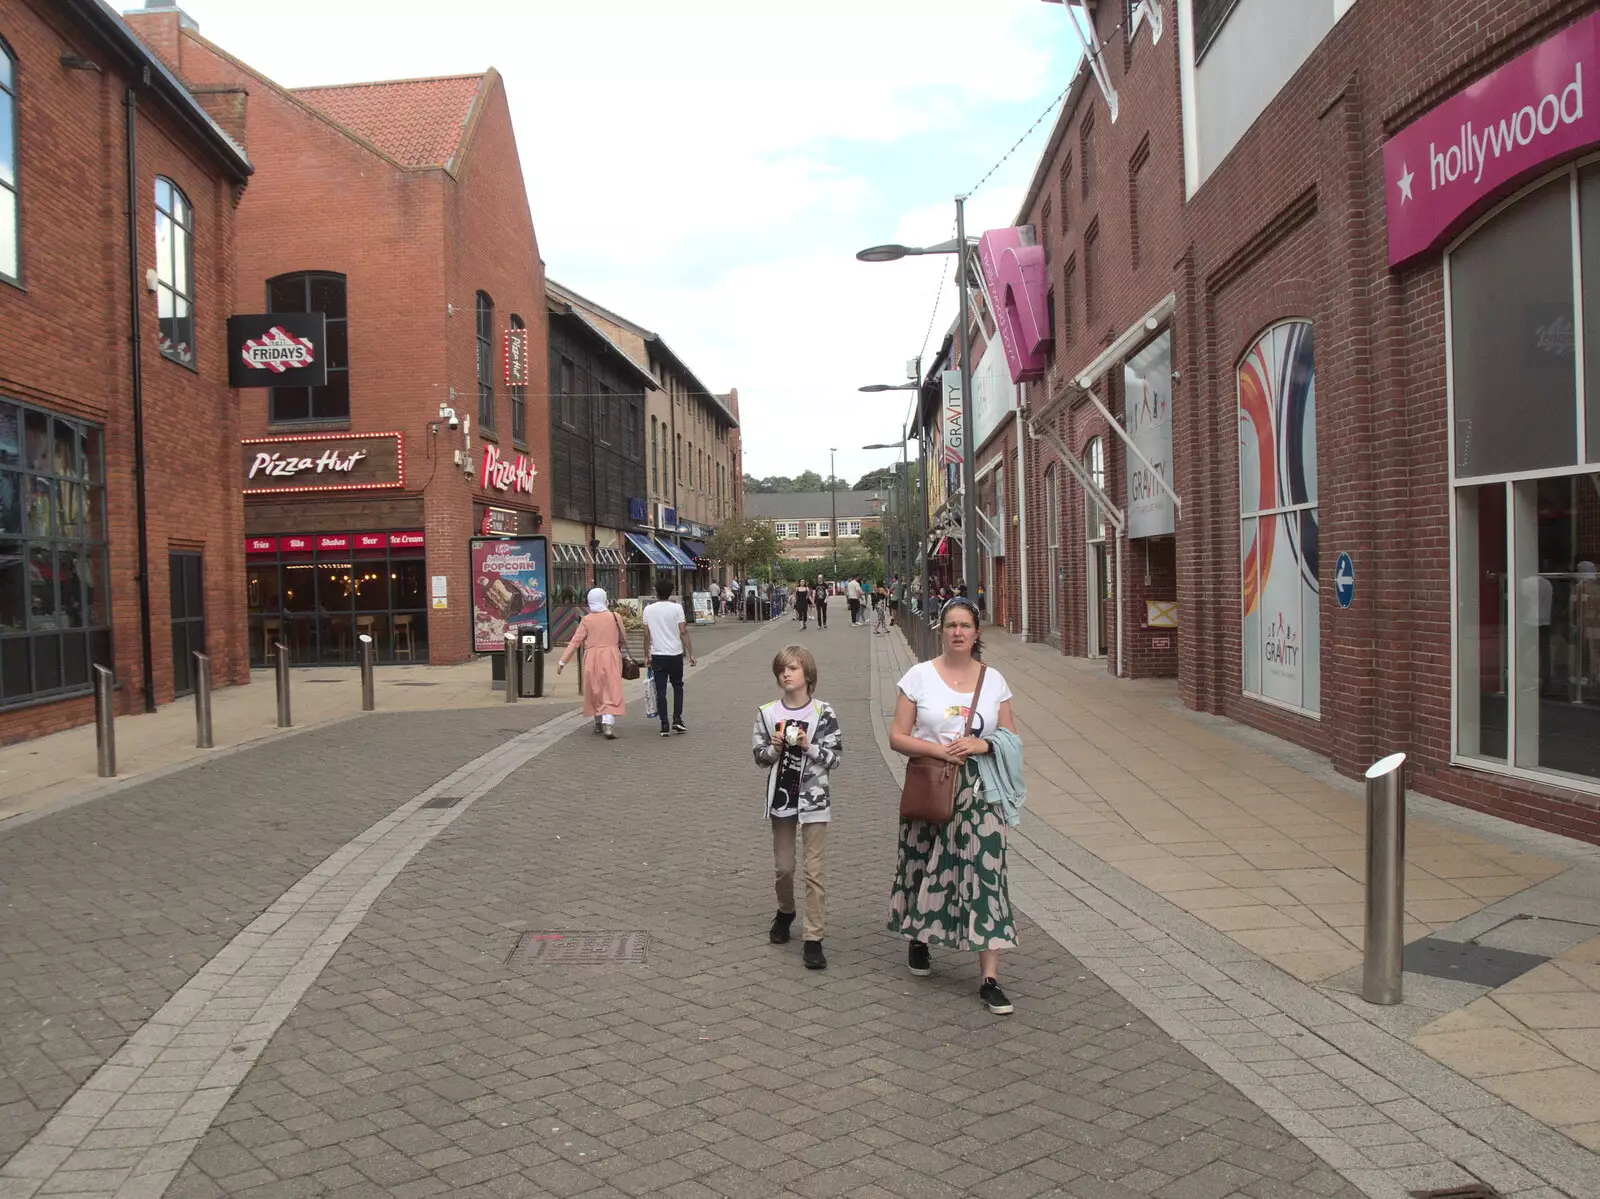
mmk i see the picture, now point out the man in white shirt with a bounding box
[845,577,863,624]
[643,577,696,736]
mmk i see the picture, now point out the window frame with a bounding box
[475,291,495,432]
[1446,156,1600,794]
[266,271,350,425]
[154,177,195,369]
[0,36,19,287]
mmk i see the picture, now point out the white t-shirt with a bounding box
[898,661,1012,743]
[846,580,861,600]
[643,600,687,655]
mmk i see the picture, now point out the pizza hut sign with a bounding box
[481,443,536,495]
[241,433,404,494]
[226,312,328,388]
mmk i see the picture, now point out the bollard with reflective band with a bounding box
[504,632,519,703]
[275,642,292,728]
[1363,752,1408,1005]
[358,634,376,711]
[194,652,213,748]
[94,664,116,777]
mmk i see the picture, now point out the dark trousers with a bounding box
[848,598,861,623]
[816,600,828,628]
[651,653,684,729]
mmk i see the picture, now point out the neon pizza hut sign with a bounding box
[241,433,404,494]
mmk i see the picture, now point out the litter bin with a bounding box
[518,625,547,698]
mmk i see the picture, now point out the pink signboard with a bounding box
[390,531,425,549]
[977,228,1050,383]
[1385,11,1600,267]
[354,532,388,550]
[281,536,314,553]
[245,536,277,554]
[317,534,350,552]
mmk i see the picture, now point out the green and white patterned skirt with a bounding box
[887,759,1017,951]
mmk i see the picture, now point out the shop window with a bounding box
[0,400,110,708]
[1238,320,1319,715]
[154,178,194,368]
[510,314,527,444]
[1452,164,1600,788]
[1451,180,1575,477]
[552,564,587,607]
[267,272,349,424]
[476,291,495,431]
[1,38,18,284]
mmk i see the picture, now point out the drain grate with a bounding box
[1409,1186,1502,1198]
[393,681,440,687]
[421,795,462,809]
[507,931,648,966]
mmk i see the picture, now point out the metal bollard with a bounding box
[275,642,292,728]
[504,632,519,704]
[358,635,376,711]
[1362,752,1408,1005]
[194,652,213,749]
[94,664,116,777]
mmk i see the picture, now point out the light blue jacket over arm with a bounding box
[975,728,1026,826]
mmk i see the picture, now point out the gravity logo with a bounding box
[1263,612,1301,669]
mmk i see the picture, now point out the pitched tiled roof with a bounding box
[292,74,487,168]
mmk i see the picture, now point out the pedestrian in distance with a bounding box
[643,577,696,737]
[846,576,863,625]
[555,587,628,740]
[794,579,811,628]
[873,583,890,634]
[753,645,842,971]
[814,573,829,629]
[887,597,1025,1014]
[889,575,903,626]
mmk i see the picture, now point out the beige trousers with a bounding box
[772,817,827,941]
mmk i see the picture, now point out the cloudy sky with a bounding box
[174,0,1081,486]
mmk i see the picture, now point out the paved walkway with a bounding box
[0,618,755,827]
[0,611,1594,1197]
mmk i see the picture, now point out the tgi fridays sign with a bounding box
[1385,11,1600,266]
[226,312,328,389]
[481,443,536,495]
[241,432,404,494]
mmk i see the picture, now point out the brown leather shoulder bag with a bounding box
[898,664,986,824]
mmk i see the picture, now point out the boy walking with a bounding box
[752,646,841,970]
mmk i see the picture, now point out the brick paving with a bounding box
[118,619,1356,1198]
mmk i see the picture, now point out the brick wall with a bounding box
[0,0,246,744]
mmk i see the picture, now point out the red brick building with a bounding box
[1171,0,1600,841]
[126,9,550,668]
[0,0,252,743]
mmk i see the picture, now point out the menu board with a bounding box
[470,536,549,653]
[691,591,713,624]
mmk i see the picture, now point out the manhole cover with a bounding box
[1410,1185,1502,1198]
[421,795,462,809]
[507,931,648,966]
[1403,937,1548,988]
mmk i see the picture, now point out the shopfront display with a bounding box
[1451,163,1600,788]
[0,400,111,708]
[470,536,549,652]
[246,530,427,666]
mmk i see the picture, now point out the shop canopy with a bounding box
[594,546,626,567]
[624,532,675,568]
[681,539,707,560]
[658,539,699,570]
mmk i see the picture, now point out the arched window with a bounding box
[267,272,348,423]
[154,178,194,366]
[475,291,494,430]
[1043,463,1061,640]
[1084,436,1106,543]
[1,37,19,284]
[508,313,526,444]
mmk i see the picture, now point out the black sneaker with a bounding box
[769,911,794,944]
[907,941,931,976]
[659,728,672,738]
[672,720,688,735]
[593,717,603,735]
[979,977,1014,1014]
[803,940,827,970]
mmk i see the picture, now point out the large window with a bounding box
[806,520,829,539]
[1453,163,1600,789]
[839,519,862,537]
[1,38,18,284]
[154,178,194,367]
[774,521,800,540]
[510,314,527,445]
[476,291,494,431]
[268,272,349,424]
[650,417,659,496]
[0,401,110,708]
[1238,320,1319,715]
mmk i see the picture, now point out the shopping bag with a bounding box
[644,669,658,720]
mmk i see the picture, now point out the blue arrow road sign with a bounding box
[1335,552,1355,609]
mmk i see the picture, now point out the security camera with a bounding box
[439,403,460,430]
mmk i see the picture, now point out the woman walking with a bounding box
[887,598,1021,1013]
[555,587,627,739]
[794,579,811,629]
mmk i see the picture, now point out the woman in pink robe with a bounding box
[556,587,627,739]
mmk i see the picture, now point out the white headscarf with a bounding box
[586,586,608,613]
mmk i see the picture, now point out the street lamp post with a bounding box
[858,199,981,603]
[860,356,924,624]
[829,447,839,580]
